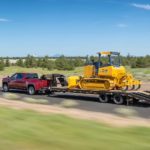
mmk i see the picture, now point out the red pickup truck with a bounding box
[2,73,50,95]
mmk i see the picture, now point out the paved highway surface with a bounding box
[0,89,150,119]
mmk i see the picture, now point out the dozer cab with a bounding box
[68,51,141,90]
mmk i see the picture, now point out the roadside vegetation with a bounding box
[121,55,150,68]
[0,55,85,71]
[0,66,149,81]
[128,67,150,81]
[0,54,149,81]
[0,54,150,71]
[0,66,83,77]
[0,107,150,150]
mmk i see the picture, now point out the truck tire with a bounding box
[113,94,124,105]
[28,86,36,95]
[3,83,9,92]
[99,94,109,103]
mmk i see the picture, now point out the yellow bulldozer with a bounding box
[68,51,141,91]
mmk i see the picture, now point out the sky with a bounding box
[0,0,150,57]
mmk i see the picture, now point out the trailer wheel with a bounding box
[99,94,109,103]
[28,86,35,95]
[113,94,124,105]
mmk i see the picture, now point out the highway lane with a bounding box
[0,89,150,119]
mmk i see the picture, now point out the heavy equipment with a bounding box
[68,51,141,91]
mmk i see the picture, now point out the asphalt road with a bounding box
[0,89,150,119]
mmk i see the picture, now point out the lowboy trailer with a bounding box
[40,74,150,105]
[49,86,150,105]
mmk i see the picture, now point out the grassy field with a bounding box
[0,66,150,81]
[0,107,150,150]
[0,66,83,77]
[128,67,150,81]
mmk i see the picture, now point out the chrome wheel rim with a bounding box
[3,84,8,92]
[29,87,35,95]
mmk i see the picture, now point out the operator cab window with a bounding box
[111,55,120,67]
[100,56,111,67]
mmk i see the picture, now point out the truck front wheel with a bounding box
[28,86,36,95]
[3,83,9,92]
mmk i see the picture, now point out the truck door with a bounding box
[8,73,18,89]
[15,73,26,89]
[9,73,25,89]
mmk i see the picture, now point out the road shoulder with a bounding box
[0,97,150,127]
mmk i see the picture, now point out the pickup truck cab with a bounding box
[2,73,50,95]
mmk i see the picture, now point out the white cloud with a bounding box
[131,3,150,10]
[0,18,10,22]
[117,23,128,28]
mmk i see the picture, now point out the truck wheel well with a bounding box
[27,85,36,95]
[28,84,35,89]
[3,82,8,86]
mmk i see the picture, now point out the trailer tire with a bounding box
[99,94,109,103]
[113,94,124,105]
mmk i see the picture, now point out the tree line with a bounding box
[121,55,150,68]
[0,55,85,71]
[0,54,149,71]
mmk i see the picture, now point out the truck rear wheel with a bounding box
[3,83,9,92]
[28,86,35,95]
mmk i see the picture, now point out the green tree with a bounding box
[73,58,85,67]
[0,59,5,71]
[37,56,55,70]
[16,58,24,67]
[24,55,37,68]
[47,60,55,70]
[5,58,10,67]
[135,57,145,68]
[37,58,43,68]
[55,56,75,70]
[41,56,49,68]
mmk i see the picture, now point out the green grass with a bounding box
[0,107,150,150]
[127,67,150,81]
[0,66,83,77]
[0,66,149,81]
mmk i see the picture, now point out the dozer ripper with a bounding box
[68,51,141,91]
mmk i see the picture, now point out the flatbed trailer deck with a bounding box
[49,87,150,105]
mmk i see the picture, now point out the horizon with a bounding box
[1,52,149,58]
[0,0,150,56]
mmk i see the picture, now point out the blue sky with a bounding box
[0,0,150,56]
